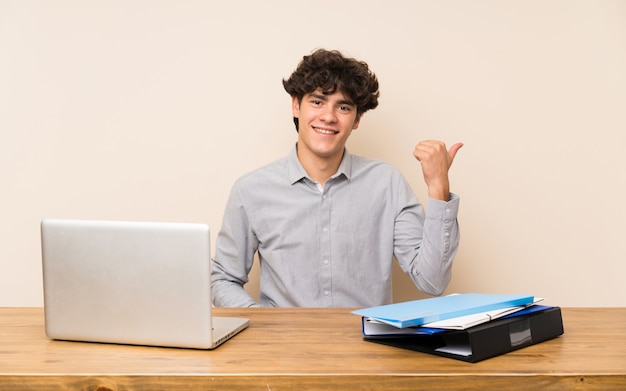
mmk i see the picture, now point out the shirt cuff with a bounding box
[426,193,460,220]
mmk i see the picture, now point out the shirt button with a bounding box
[322,227,328,233]
[324,290,330,296]
[323,259,329,265]
[444,232,450,237]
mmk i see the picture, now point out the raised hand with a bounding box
[413,140,463,201]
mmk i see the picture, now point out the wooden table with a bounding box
[1,307,625,390]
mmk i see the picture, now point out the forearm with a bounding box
[402,194,460,296]
[211,271,260,308]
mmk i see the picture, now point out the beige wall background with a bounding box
[2,0,625,307]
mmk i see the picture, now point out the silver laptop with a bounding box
[41,219,249,349]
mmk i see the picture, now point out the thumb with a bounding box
[448,142,464,162]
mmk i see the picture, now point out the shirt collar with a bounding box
[287,143,353,185]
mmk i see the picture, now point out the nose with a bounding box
[320,105,337,123]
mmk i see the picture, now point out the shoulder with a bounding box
[232,156,290,190]
[347,153,415,201]
[348,153,404,179]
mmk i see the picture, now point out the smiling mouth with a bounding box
[314,127,339,135]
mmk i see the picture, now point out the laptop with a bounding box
[40,219,249,349]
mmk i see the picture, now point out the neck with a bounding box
[297,147,344,186]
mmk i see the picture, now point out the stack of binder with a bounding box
[352,293,564,363]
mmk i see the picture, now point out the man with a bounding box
[211,49,463,307]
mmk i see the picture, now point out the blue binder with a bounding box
[351,293,535,328]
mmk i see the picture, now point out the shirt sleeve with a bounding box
[211,182,262,308]
[394,188,460,296]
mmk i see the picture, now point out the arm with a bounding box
[394,190,460,296]
[211,184,261,308]
[395,140,463,295]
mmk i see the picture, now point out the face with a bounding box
[292,89,361,163]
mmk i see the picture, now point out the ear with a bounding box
[352,113,362,130]
[291,96,300,118]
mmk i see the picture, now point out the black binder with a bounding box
[364,306,564,363]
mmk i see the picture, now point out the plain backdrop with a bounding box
[2,0,625,307]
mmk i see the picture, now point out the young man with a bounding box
[211,49,463,308]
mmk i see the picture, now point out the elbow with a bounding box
[422,284,447,297]
[416,274,451,297]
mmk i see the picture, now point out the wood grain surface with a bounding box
[1,307,625,390]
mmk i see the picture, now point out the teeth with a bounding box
[315,127,336,135]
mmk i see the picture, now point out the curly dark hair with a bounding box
[283,49,380,131]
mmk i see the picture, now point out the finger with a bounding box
[413,140,441,159]
[448,142,464,161]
